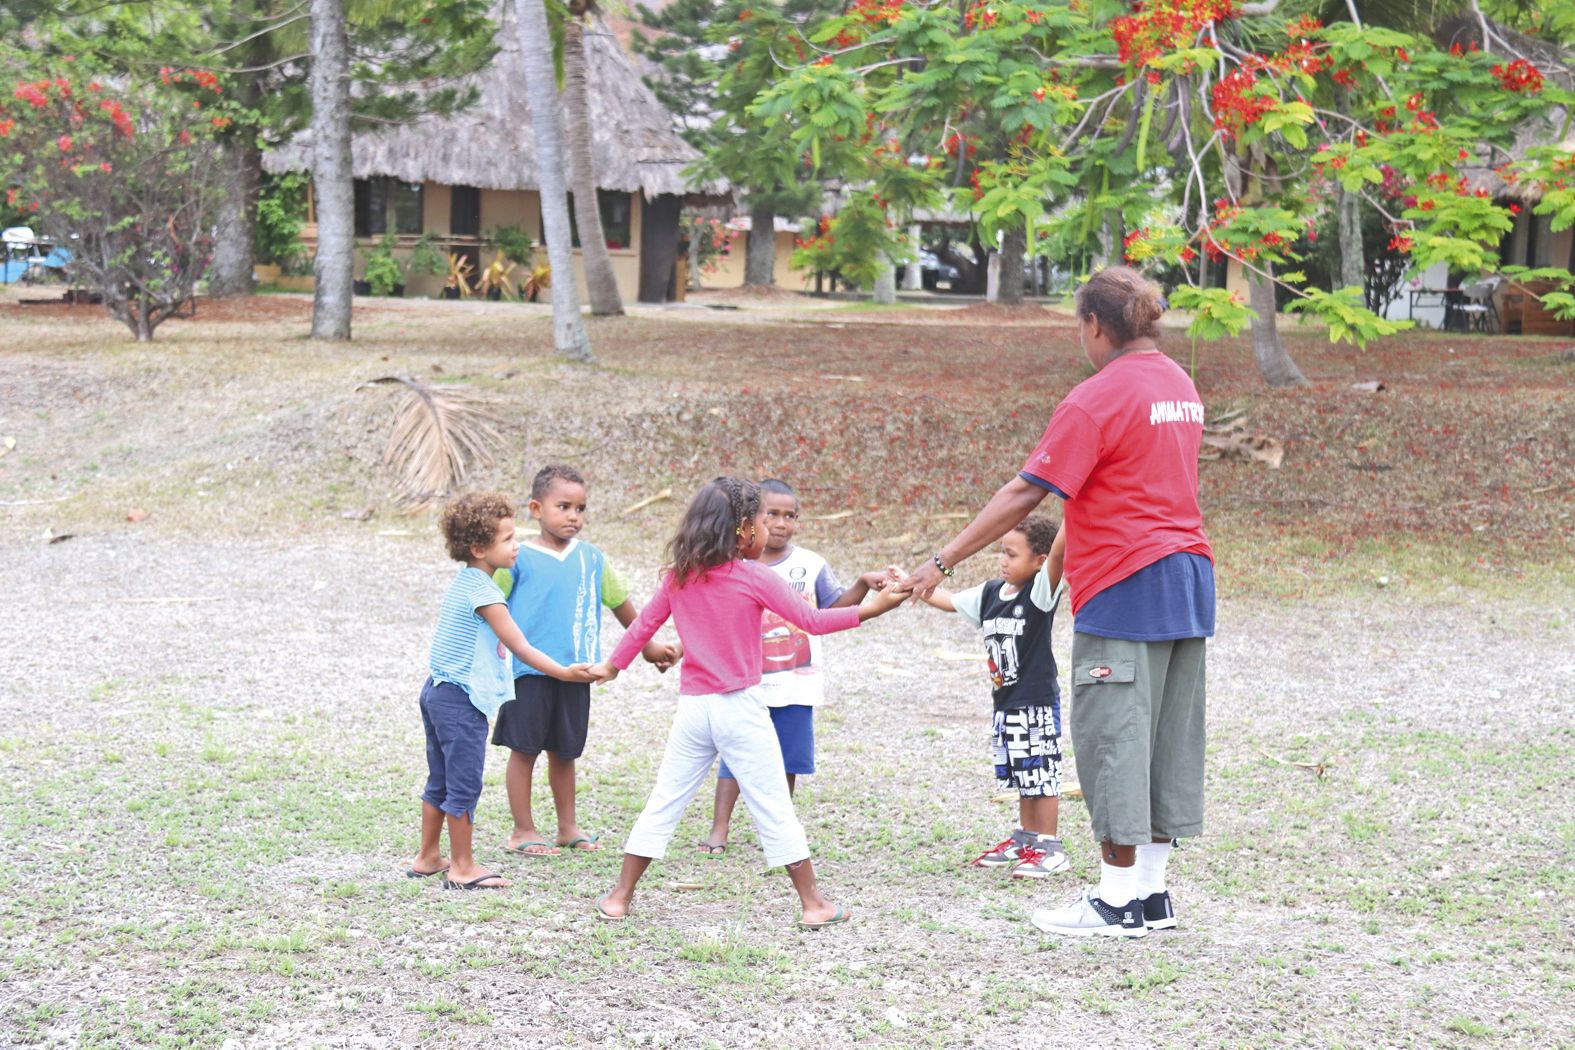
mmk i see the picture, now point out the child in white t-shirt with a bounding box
[695,478,899,854]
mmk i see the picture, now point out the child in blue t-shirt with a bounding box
[919,514,1070,880]
[410,492,596,890]
[493,465,680,857]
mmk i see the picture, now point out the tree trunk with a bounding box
[309,0,353,341]
[562,14,623,316]
[208,71,263,298]
[997,227,1026,306]
[744,198,775,287]
[517,0,592,359]
[1334,90,1365,293]
[1247,264,1308,387]
[872,254,896,304]
[687,230,702,291]
[902,223,923,290]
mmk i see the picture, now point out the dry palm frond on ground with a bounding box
[358,375,506,510]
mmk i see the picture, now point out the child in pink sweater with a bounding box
[588,476,907,928]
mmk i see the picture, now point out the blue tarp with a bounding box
[0,245,71,284]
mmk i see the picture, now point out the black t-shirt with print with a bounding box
[976,577,1060,713]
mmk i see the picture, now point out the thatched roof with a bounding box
[262,9,723,200]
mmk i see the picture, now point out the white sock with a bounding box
[1136,841,1172,898]
[1097,861,1139,907]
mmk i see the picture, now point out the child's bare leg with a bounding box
[446,812,509,887]
[547,752,598,849]
[600,853,652,917]
[702,778,740,849]
[504,750,554,853]
[785,856,839,924]
[410,801,448,872]
[1019,794,1060,837]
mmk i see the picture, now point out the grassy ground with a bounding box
[1,292,1572,1048]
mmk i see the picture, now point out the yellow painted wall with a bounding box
[291,182,662,303]
[701,230,806,290]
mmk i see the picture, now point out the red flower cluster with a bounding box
[1491,60,1543,94]
[159,67,222,93]
[0,118,13,138]
[56,134,72,152]
[962,2,997,30]
[794,216,835,251]
[850,0,904,28]
[1121,226,1149,263]
[944,132,979,158]
[1111,0,1238,69]
[99,98,134,138]
[1210,63,1277,138]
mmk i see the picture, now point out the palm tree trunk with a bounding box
[744,198,775,287]
[562,13,623,316]
[517,0,592,360]
[309,0,353,340]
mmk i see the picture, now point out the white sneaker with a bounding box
[1030,887,1147,938]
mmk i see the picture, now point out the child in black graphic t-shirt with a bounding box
[920,514,1069,879]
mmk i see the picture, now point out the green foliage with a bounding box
[1287,287,1411,347]
[362,235,405,296]
[491,225,535,267]
[407,234,447,278]
[1170,286,1255,341]
[255,171,308,271]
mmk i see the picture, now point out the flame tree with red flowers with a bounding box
[0,55,237,340]
[749,0,1575,386]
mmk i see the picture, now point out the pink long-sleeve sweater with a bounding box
[609,558,861,696]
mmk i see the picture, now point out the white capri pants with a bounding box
[623,686,810,868]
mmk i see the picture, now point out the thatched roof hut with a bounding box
[264,12,720,200]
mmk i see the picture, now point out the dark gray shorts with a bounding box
[1069,633,1207,845]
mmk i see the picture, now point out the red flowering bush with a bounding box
[0,56,237,340]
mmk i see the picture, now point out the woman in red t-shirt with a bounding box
[902,267,1215,939]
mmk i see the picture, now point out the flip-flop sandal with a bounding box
[595,893,628,921]
[405,865,449,879]
[501,839,560,857]
[798,905,850,930]
[694,840,727,856]
[441,872,509,891]
[559,834,602,852]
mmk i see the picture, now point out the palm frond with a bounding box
[358,375,507,510]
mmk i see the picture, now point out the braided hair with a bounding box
[666,475,761,587]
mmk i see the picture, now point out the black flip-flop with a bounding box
[442,872,508,891]
[694,840,727,856]
[405,865,449,879]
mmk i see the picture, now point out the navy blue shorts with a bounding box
[719,703,815,778]
[419,678,489,820]
[492,675,592,759]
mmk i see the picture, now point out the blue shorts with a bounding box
[419,678,489,820]
[719,703,815,778]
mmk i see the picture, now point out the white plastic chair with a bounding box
[1456,275,1501,333]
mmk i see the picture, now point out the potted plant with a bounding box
[519,262,550,303]
[443,252,475,299]
[407,234,447,292]
[361,233,404,297]
[491,225,534,267]
[477,253,516,301]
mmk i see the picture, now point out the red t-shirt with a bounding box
[1020,350,1212,613]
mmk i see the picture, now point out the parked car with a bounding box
[896,248,961,290]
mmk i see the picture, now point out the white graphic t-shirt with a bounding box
[757,546,846,708]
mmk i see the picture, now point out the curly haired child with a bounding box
[409,492,595,890]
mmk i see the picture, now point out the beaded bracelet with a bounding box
[932,553,955,578]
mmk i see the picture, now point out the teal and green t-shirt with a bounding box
[494,537,629,677]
